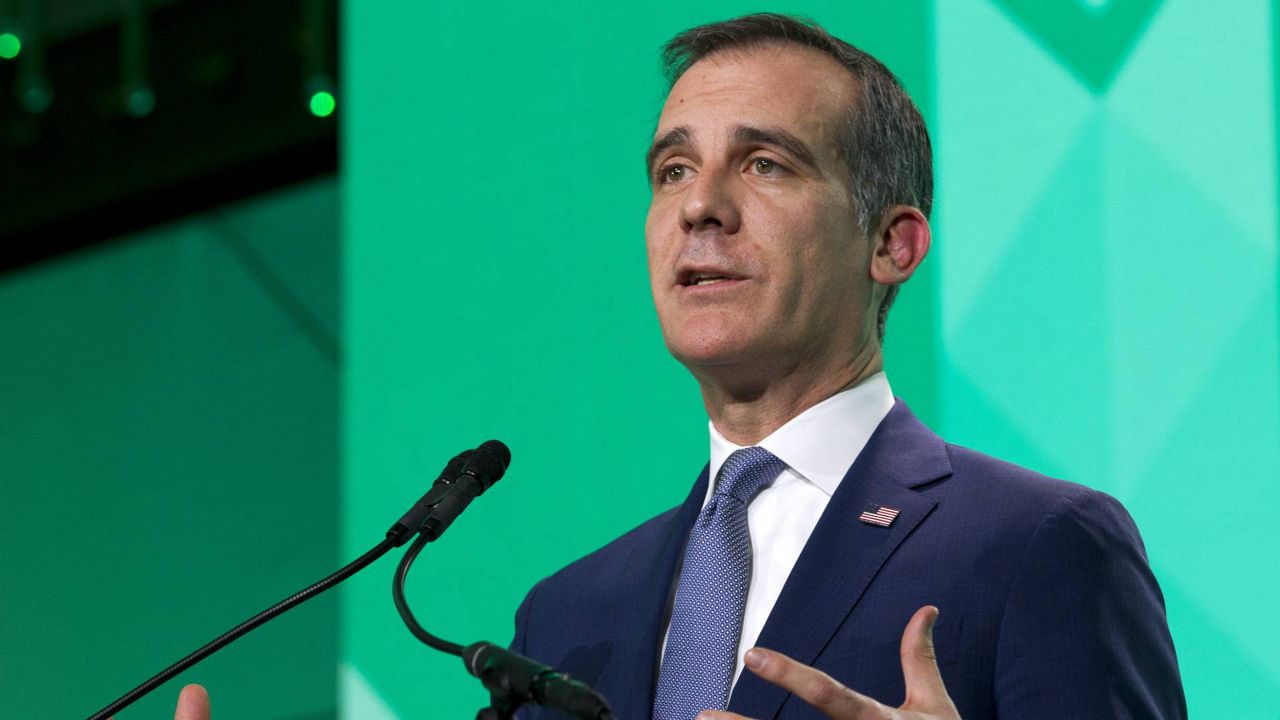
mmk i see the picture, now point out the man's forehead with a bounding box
[654,45,855,142]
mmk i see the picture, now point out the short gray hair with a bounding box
[661,13,933,340]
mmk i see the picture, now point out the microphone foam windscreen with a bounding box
[469,440,511,490]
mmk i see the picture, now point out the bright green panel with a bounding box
[1107,0,1276,257]
[1104,109,1280,697]
[1128,299,1280,701]
[934,0,1096,336]
[1103,112,1274,494]
[344,3,934,717]
[943,112,1113,482]
[1156,575,1280,717]
[935,0,1280,717]
[0,179,339,719]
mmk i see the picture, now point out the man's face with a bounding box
[645,45,877,385]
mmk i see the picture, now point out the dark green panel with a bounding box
[0,178,339,719]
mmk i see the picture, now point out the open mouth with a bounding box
[677,269,744,288]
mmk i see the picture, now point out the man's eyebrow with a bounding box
[645,126,692,175]
[733,125,818,169]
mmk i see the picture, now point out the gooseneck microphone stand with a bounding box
[85,442,504,720]
[86,438,613,720]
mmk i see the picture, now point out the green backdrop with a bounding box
[343,2,932,718]
[345,1,1279,719]
[4,1,1277,718]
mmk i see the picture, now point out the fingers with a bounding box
[899,606,959,718]
[174,684,210,720]
[697,712,752,720]
[741,647,881,718]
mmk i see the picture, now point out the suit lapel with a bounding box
[727,401,951,719]
[604,464,709,720]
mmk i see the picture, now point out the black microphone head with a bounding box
[477,439,511,470]
[437,449,473,485]
[463,440,511,492]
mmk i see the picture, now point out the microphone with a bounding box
[463,642,616,720]
[387,449,474,546]
[391,439,513,654]
[420,439,510,541]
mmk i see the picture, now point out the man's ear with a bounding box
[869,205,931,285]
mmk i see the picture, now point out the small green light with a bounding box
[0,33,21,60]
[309,91,336,118]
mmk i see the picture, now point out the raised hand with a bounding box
[700,606,960,720]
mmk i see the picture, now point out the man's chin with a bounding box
[666,339,782,389]
[667,338,755,369]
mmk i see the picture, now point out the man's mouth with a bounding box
[690,274,730,286]
[677,268,745,287]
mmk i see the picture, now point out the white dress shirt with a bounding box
[659,372,896,693]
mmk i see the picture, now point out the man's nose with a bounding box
[678,167,741,235]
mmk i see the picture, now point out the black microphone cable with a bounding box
[393,532,463,655]
[88,538,395,720]
[392,541,616,720]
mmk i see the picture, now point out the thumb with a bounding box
[899,606,954,713]
[174,684,210,720]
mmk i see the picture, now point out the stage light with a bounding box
[123,84,156,118]
[301,0,334,119]
[309,90,335,118]
[0,32,19,60]
[119,0,154,118]
[19,78,51,113]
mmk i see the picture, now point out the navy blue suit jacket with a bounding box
[511,402,1186,719]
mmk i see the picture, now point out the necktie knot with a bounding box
[715,446,785,505]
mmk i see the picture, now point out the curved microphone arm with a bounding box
[392,532,465,655]
[392,538,616,720]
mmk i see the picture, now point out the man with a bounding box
[171,12,1184,720]
[504,13,1185,720]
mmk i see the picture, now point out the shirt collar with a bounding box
[708,372,895,497]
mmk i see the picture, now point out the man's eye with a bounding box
[752,157,780,175]
[658,164,687,184]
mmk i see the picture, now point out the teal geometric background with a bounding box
[935,1,1280,715]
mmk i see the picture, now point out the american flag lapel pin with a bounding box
[858,503,900,528]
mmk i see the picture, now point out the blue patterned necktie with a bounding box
[653,446,786,720]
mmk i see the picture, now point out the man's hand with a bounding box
[173,684,210,720]
[699,606,960,720]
